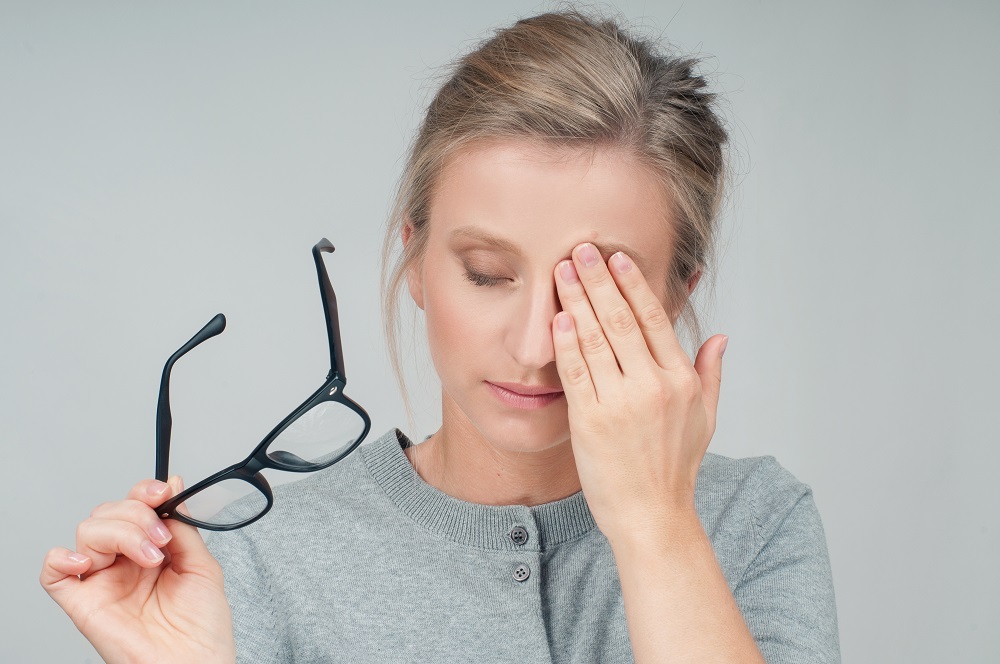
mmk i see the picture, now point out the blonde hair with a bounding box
[379,7,730,426]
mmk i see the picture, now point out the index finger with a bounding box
[608,252,691,373]
[126,478,177,507]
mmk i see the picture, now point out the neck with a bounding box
[403,398,582,507]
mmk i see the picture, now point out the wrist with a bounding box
[606,505,705,561]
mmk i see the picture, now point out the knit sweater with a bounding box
[205,427,840,663]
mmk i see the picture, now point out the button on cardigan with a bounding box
[205,428,841,663]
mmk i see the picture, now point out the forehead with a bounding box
[428,138,674,275]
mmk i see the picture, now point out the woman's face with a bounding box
[405,138,676,456]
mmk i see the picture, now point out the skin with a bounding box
[41,137,763,662]
[40,477,235,663]
[402,138,695,508]
[404,138,765,662]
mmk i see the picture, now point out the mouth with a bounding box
[486,381,564,410]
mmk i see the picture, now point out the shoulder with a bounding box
[694,450,825,586]
[698,453,841,659]
[697,451,814,533]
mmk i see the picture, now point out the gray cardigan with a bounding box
[205,427,840,663]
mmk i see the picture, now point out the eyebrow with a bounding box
[449,226,647,268]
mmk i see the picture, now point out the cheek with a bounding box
[422,272,499,369]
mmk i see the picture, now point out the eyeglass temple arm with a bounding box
[312,238,346,385]
[155,313,227,483]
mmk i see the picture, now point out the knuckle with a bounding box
[92,498,148,524]
[75,520,89,542]
[122,498,152,520]
[673,372,701,400]
[90,501,112,518]
[132,528,152,551]
[586,267,613,288]
[644,378,670,403]
[117,523,150,555]
[562,287,589,307]
[564,362,590,388]
[639,301,670,331]
[579,328,607,354]
[605,304,637,336]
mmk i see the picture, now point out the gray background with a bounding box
[2,1,997,661]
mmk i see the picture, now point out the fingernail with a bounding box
[720,335,729,358]
[147,481,169,497]
[610,252,631,273]
[67,552,89,564]
[556,312,573,332]
[577,243,599,267]
[141,541,164,563]
[558,260,578,284]
[150,522,171,545]
[168,475,185,492]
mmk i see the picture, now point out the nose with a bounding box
[504,278,561,371]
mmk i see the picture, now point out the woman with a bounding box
[40,8,839,663]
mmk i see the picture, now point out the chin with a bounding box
[472,412,571,455]
[440,380,571,453]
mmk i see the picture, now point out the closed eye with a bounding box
[464,269,507,287]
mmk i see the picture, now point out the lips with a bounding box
[487,381,563,396]
[486,381,564,410]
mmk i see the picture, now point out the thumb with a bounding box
[693,334,728,436]
[40,547,90,612]
[161,476,214,573]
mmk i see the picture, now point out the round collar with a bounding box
[360,428,598,551]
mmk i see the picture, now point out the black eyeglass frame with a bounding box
[153,238,371,531]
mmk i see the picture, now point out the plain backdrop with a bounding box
[2,1,997,661]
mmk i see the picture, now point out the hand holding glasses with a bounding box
[153,238,371,531]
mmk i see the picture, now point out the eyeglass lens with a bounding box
[266,399,366,467]
[175,399,366,527]
[182,478,269,527]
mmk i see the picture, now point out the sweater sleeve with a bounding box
[734,457,841,664]
[205,528,293,664]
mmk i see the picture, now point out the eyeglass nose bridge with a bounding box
[243,456,269,475]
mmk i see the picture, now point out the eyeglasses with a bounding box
[153,238,371,531]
